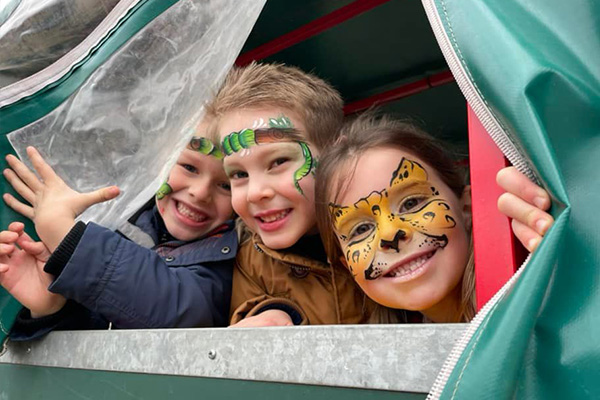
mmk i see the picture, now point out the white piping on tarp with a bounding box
[0,0,143,108]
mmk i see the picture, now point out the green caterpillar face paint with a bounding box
[220,115,315,195]
[156,182,173,200]
[188,136,224,159]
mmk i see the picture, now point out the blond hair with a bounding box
[315,112,476,323]
[206,62,343,149]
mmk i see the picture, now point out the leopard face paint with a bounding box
[331,158,458,282]
[221,115,315,195]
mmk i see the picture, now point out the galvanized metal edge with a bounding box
[0,324,465,393]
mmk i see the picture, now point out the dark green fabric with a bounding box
[0,0,179,345]
[433,0,600,398]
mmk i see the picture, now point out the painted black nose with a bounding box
[380,229,406,252]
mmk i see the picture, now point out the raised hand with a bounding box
[497,167,554,252]
[0,222,66,317]
[3,146,120,251]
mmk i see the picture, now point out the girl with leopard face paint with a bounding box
[316,114,475,323]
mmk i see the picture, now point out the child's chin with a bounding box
[260,233,299,250]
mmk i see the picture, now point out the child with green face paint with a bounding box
[316,114,553,323]
[0,128,238,339]
[206,62,373,327]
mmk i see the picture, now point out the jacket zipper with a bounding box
[421,0,537,398]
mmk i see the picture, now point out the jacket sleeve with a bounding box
[48,223,234,328]
[9,301,108,341]
[229,258,308,325]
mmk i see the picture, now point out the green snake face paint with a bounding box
[329,149,470,314]
[221,115,315,195]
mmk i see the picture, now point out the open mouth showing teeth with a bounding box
[258,209,291,223]
[384,251,436,278]
[177,202,208,222]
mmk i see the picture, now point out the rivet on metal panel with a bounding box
[208,350,217,360]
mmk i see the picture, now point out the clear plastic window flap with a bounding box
[6,0,265,230]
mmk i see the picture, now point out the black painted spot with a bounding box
[352,250,361,264]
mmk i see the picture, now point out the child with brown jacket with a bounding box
[207,62,372,326]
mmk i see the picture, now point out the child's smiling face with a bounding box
[219,107,319,249]
[330,147,470,318]
[156,145,233,242]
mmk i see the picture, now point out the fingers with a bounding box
[2,193,35,219]
[26,147,61,185]
[498,191,553,250]
[496,167,551,211]
[5,153,43,193]
[7,222,25,234]
[0,242,15,256]
[498,192,553,235]
[18,237,49,259]
[3,167,36,204]
[0,230,19,246]
[510,219,542,252]
[79,186,120,211]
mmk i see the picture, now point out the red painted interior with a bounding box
[468,106,525,309]
[236,0,392,66]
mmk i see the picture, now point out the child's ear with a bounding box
[460,185,472,224]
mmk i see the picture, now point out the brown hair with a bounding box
[315,113,476,323]
[206,62,343,150]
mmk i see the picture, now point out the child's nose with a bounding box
[378,227,411,252]
[188,178,212,203]
[246,177,274,203]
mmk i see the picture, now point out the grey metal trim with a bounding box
[0,324,465,393]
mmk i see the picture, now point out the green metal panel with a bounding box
[0,364,425,399]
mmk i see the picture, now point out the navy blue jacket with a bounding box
[10,204,237,341]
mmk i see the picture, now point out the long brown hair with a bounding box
[315,113,476,322]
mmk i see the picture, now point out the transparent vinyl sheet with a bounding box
[0,0,120,88]
[7,0,265,229]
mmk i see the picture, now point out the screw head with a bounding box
[208,350,217,360]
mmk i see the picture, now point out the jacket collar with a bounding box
[250,232,330,271]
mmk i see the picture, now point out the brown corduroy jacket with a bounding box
[229,231,373,325]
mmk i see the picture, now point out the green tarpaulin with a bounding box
[424,0,600,398]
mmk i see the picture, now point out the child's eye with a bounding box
[349,222,375,240]
[399,196,426,213]
[181,164,197,173]
[229,170,248,180]
[218,182,231,192]
[270,158,289,168]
